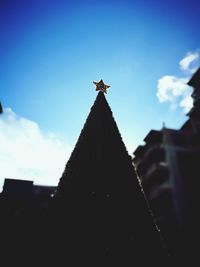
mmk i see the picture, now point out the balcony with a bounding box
[148,181,171,201]
[136,144,166,177]
[141,162,169,187]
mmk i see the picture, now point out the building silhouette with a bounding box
[133,67,200,264]
[0,101,2,114]
[0,179,56,266]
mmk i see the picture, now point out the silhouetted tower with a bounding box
[46,90,169,266]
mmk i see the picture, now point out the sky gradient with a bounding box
[0,0,200,189]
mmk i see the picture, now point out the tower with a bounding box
[44,90,169,266]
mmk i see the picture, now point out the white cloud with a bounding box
[179,94,193,113]
[156,75,192,112]
[179,52,199,71]
[157,76,189,102]
[0,108,72,192]
[156,50,199,113]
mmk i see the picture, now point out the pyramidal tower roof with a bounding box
[47,92,169,266]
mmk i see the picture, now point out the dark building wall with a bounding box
[0,178,56,266]
[0,101,3,114]
[133,67,200,263]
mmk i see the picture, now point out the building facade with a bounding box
[133,67,200,263]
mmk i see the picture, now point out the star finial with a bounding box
[93,79,111,94]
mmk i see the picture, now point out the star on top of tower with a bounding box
[93,79,110,94]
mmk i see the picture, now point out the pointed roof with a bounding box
[48,92,169,266]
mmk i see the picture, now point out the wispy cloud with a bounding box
[0,108,72,191]
[179,52,199,72]
[157,50,199,113]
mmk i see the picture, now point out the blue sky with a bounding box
[0,0,200,189]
